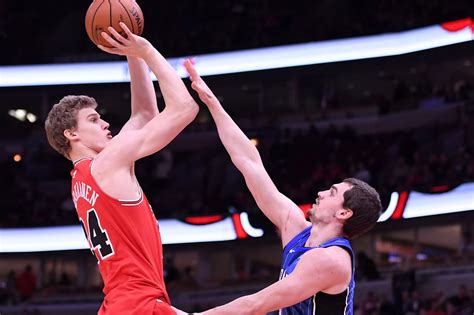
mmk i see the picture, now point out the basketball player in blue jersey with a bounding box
[182,62,382,315]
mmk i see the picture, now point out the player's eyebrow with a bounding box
[87,113,100,119]
[330,185,338,195]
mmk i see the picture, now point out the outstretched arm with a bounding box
[99,23,195,118]
[96,24,198,164]
[200,247,351,314]
[120,56,159,132]
[184,61,308,247]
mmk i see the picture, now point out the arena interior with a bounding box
[0,1,474,314]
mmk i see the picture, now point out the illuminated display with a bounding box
[0,19,472,87]
[1,182,472,253]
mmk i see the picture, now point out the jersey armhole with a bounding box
[333,245,354,272]
[282,226,312,255]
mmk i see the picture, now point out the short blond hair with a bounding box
[44,95,97,159]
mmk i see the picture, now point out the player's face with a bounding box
[308,182,352,223]
[74,107,112,152]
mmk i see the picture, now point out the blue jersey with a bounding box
[278,226,354,315]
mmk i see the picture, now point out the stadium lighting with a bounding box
[0,19,472,87]
[8,109,37,123]
[0,212,264,253]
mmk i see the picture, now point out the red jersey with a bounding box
[71,158,170,314]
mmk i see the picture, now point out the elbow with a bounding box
[188,101,200,119]
[183,102,199,125]
[172,100,199,125]
[181,99,199,121]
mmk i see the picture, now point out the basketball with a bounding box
[85,0,144,47]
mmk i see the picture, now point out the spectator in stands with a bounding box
[16,265,37,301]
[181,265,197,288]
[404,290,421,315]
[422,299,445,315]
[0,270,18,305]
[356,251,380,280]
[460,232,474,255]
[470,289,474,314]
[361,291,378,315]
[58,272,72,287]
[163,256,181,286]
[152,149,174,188]
[447,285,471,314]
[392,269,416,314]
[378,294,397,315]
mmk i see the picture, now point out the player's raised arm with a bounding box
[96,23,199,164]
[184,61,308,247]
[119,56,159,132]
[99,23,195,117]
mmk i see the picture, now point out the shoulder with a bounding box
[299,246,351,276]
[284,246,352,294]
[95,131,140,169]
[71,158,92,178]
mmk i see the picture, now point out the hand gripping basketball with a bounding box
[97,22,153,58]
[85,0,144,48]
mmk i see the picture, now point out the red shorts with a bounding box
[154,299,176,315]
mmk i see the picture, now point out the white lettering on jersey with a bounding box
[72,181,100,207]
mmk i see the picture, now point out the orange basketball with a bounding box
[85,0,144,47]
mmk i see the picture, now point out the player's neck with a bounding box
[306,223,344,247]
[69,147,98,164]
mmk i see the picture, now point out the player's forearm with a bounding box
[200,295,262,315]
[142,49,196,112]
[132,106,198,160]
[207,102,262,166]
[127,56,159,120]
[218,280,303,314]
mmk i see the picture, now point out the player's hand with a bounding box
[184,60,219,107]
[98,22,153,59]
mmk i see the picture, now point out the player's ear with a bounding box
[64,129,78,141]
[337,208,353,220]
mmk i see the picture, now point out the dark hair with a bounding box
[44,95,97,160]
[342,178,382,239]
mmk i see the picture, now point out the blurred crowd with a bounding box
[0,265,37,306]
[1,44,474,226]
[357,285,474,315]
[0,98,472,227]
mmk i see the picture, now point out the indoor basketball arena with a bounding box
[0,1,474,314]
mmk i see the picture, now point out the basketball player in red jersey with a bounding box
[45,23,198,314]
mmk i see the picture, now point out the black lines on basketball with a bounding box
[85,0,144,47]
[108,0,113,28]
[118,0,135,34]
[90,0,105,44]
